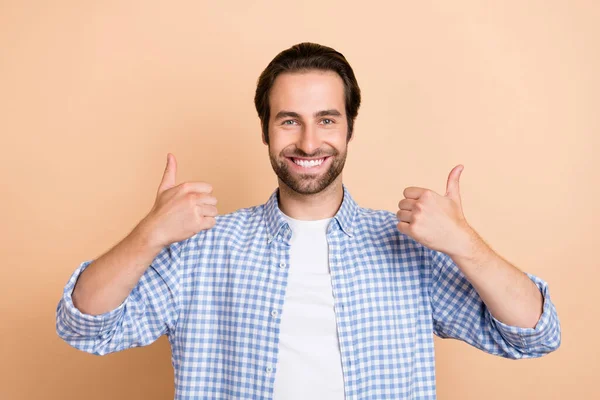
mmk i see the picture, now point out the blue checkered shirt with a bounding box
[56,185,561,399]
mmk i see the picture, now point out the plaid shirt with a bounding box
[56,185,561,399]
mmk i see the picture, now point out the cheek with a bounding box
[267,138,289,159]
[329,130,349,148]
[269,128,296,148]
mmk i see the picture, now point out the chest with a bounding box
[177,235,429,342]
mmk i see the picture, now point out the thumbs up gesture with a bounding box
[141,153,218,249]
[396,165,477,257]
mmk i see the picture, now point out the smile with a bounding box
[287,156,330,170]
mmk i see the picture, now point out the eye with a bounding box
[321,118,334,125]
[282,120,298,125]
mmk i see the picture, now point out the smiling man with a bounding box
[56,43,561,400]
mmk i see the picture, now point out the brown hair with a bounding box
[254,42,361,144]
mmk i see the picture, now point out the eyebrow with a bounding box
[274,109,343,120]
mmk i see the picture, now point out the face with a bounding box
[265,70,351,195]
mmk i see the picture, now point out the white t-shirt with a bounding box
[272,214,345,400]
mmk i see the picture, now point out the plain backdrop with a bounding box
[1,1,598,399]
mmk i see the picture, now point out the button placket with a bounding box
[264,235,289,384]
[330,235,356,386]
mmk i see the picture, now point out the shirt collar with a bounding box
[263,184,358,243]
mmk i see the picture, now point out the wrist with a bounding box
[132,216,166,252]
[449,225,488,261]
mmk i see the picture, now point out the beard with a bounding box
[269,146,347,195]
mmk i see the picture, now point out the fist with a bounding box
[396,165,474,257]
[142,153,218,248]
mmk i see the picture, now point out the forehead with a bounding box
[269,70,345,115]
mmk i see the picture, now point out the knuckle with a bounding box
[199,204,210,216]
[199,204,214,217]
[193,205,201,219]
[203,216,216,229]
[185,192,197,205]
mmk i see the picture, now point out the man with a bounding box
[56,42,561,399]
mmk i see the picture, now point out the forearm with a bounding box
[71,219,164,315]
[449,229,544,329]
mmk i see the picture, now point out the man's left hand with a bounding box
[396,164,479,257]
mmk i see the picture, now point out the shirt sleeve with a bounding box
[427,248,561,359]
[55,240,187,356]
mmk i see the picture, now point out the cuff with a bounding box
[487,273,560,352]
[57,260,127,336]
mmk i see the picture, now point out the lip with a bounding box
[286,156,331,172]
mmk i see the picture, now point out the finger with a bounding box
[199,216,216,230]
[397,221,410,235]
[192,193,218,206]
[198,204,218,217]
[398,198,416,211]
[158,153,177,194]
[178,182,214,195]
[445,164,464,202]
[396,209,413,223]
[403,186,427,200]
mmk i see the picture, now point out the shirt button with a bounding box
[266,366,273,373]
[271,310,279,317]
[279,262,286,269]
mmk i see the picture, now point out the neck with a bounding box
[277,177,344,220]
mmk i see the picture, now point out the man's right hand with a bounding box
[140,153,218,249]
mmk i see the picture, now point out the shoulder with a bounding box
[355,206,398,228]
[182,203,266,251]
[353,206,424,251]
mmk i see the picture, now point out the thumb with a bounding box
[158,153,177,194]
[445,164,463,203]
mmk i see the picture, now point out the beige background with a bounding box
[1,1,598,399]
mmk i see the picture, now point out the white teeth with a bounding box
[293,158,325,168]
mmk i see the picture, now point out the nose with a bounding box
[297,123,321,155]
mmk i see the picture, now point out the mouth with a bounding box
[285,156,331,172]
